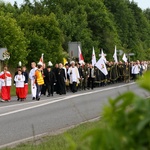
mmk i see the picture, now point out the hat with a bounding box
[37,61,43,66]
[17,61,22,68]
[48,61,53,66]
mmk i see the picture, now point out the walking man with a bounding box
[34,63,44,100]
[29,62,37,100]
[45,66,56,97]
[68,61,80,93]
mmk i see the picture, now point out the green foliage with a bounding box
[16,12,64,64]
[1,0,150,65]
[83,0,120,60]
[144,8,150,21]
[0,11,28,66]
[138,71,150,91]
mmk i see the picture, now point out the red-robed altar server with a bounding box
[22,66,29,99]
[14,70,25,101]
[0,67,12,102]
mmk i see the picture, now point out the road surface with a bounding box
[0,82,149,148]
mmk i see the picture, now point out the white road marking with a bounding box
[0,96,65,109]
[0,82,135,117]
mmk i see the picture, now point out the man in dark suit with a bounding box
[52,64,59,94]
[44,66,56,97]
[57,63,66,95]
[87,63,95,89]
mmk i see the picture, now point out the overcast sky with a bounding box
[2,0,150,10]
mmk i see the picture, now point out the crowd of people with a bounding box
[0,60,149,102]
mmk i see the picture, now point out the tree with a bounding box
[0,11,28,66]
[84,0,121,60]
[129,2,150,58]
[1,0,150,63]
[144,8,150,21]
[17,12,64,65]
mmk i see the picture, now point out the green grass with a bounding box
[2,120,100,150]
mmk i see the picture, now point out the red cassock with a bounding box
[23,84,28,99]
[14,74,25,99]
[1,86,11,100]
[16,87,24,99]
[0,71,12,101]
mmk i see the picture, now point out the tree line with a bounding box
[0,0,150,67]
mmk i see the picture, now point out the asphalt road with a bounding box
[0,82,149,148]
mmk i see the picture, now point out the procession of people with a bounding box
[0,58,149,102]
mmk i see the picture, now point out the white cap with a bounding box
[18,61,22,66]
[38,61,43,66]
[48,61,53,66]
[70,61,75,64]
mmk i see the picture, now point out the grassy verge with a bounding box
[2,120,100,150]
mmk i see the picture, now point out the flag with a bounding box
[113,46,118,63]
[63,58,68,65]
[95,57,108,76]
[101,49,107,63]
[78,45,84,65]
[122,53,127,62]
[92,47,96,66]
[38,53,44,65]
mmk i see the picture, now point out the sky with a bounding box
[2,0,150,10]
[130,0,150,10]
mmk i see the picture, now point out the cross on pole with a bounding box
[99,49,107,57]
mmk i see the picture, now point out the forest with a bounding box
[0,0,150,67]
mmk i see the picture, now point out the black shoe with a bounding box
[36,97,40,101]
[47,95,50,97]
[32,97,35,100]
[17,98,20,101]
